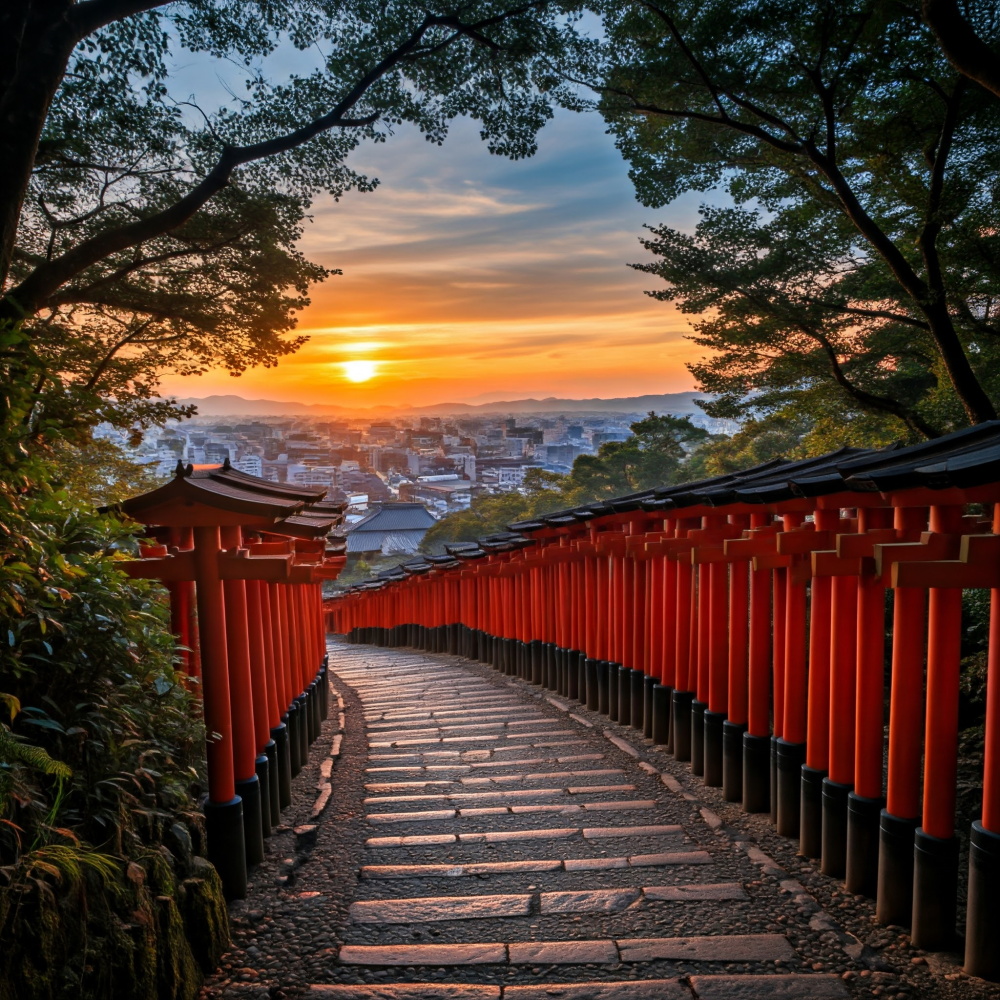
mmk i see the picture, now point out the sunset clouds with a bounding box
[159,107,708,408]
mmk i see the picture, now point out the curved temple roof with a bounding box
[111,461,338,531]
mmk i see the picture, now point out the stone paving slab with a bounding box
[362,860,564,879]
[582,825,681,838]
[364,812,689,832]
[506,940,619,964]
[616,934,795,962]
[506,730,577,738]
[368,809,457,824]
[629,851,712,866]
[309,987,500,1000]
[562,856,629,871]
[362,852,710,878]
[349,883,748,923]
[508,804,580,815]
[338,943,507,966]
[580,800,655,811]
[337,935,794,967]
[362,787,566,803]
[540,888,642,913]
[688,974,848,999]
[367,833,458,846]
[350,893,532,924]
[459,827,578,843]
[604,733,640,757]
[455,769,625,785]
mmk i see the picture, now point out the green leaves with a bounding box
[0,415,206,868]
[0,724,72,782]
[564,412,710,499]
[585,0,1000,440]
[6,3,586,436]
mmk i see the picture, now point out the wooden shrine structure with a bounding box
[110,461,346,898]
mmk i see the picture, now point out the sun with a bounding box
[342,359,377,383]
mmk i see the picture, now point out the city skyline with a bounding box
[157,107,711,409]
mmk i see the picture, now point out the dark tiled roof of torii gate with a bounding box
[114,465,308,523]
[841,420,1000,493]
[112,460,341,531]
[688,447,871,507]
[506,457,796,531]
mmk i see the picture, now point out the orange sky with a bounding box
[159,111,705,409]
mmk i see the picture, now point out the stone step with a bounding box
[364,769,622,790]
[365,801,657,823]
[308,981,690,1000]
[362,784,636,803]
[366,755,605,772]
[366,822,681,844]
[367,713,545,729]
[336,934,795,966]
[309,977,846,1000]
[361,851,711,878]
[348,883,746,923]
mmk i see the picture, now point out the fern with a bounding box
[0,724,72,781]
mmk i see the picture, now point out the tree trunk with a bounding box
[923,297,997,424]
[0,2,79,292]
[923,0,1000,101]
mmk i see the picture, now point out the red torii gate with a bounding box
[110,463,345,899]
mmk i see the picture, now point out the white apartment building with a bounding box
[235,455,263,477]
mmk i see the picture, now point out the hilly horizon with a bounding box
[169,391,710,418]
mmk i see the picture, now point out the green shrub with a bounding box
[0,324,226,998]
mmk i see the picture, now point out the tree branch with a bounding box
[923,0,1000,100]
[45,237,249,307]
[918,77,966,300]
[67,0,173,40]
[596,85,804,154]
[84,317,156,390]
[732,284,942,438]
[800,297,930,329]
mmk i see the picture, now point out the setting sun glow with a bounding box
[158,113,702,408]
[342,359,377,383]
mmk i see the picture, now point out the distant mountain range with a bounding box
[169,392,708,418]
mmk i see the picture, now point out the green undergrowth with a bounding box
[1,325,228,998]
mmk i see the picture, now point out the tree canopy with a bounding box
[581,0,1000,440]
[2,1,581,432]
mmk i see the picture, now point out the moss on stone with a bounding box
[153,894,200,1000]
[0,846,228,1000]
[178,858,229,974]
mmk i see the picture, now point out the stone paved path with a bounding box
[203,638,983,1000]
[317,642,854,1000]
